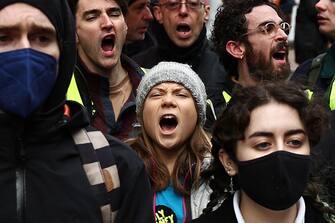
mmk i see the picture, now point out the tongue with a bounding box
[161,125,176,131]
[102,44,114,52]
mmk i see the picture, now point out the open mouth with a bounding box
[272,42,288,62]
[176,24,191,33]
[101,34,115,52]
[272,51,286,61]
[159,114,178,132]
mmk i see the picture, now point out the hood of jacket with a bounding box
[0,0,76,114]
[0,0,77,140]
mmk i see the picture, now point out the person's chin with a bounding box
[174,38,194,48]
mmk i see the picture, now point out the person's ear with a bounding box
[218,148,238,176]
[226,40,245,60]
[153,6,163,24]
[203,4,210,22]
[75,32,79,45]
[230,74,242,85]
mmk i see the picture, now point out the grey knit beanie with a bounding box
[136,61,207,126]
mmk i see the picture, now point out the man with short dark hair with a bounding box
[125,0,153,42]
[123,0,156,57]
[67,0,145,141]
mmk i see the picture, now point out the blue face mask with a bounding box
[0,48,58,118]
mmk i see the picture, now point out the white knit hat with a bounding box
[136,61,207,126]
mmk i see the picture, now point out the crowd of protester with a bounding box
[0,0,334,222]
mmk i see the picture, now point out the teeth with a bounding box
[162,114,175,119]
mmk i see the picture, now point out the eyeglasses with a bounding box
[159,0,204,10]
[241,21,291,37]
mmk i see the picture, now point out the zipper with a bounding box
[16,138,26,223]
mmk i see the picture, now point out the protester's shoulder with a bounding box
[291,58,314,81]
[132,46,160,68]
[200,39,226,72]
[66,100,90,129]
[190,195,235,223]
[121,54,145,78]
[104,134,144,170]
[304,196,331,223]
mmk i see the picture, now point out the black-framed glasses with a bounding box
[159,0,204,10]
[241,21,291,37]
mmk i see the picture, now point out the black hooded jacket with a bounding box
[0,1,153,222]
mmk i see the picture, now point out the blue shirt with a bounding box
[155,186,185,223]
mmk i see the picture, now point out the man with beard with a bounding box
[0,0,153,222]
[132,0,228,131]
[212,0,291,88]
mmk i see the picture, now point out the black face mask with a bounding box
[236,150,311,210]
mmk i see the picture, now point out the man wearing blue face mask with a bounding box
[0,0,153,222]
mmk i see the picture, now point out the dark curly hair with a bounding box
[211,0,282,79]
[202,81,335,218]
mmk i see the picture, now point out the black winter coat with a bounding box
[0,0,153,222]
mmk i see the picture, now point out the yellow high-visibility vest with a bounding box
[67,73,83,105]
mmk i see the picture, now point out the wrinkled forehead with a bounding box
[0,3,55,29]
[77,0,121,13]
[245,5,282,30]
[158,0,208,5]
[151,81,189,91]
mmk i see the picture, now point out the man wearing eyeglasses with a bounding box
[133,0,229,132]
[212,0,291,87]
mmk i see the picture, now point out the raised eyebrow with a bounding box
[284,129,306,138]
[247,131,273,139]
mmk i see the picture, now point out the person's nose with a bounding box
[143,6,153,21]
[178,2,189,16]
[274,27,288,42]
[100,13,114,30]
[161,94,177,107]
[17,36,31,49]
[315,0,326,12]
[276,140,286,151]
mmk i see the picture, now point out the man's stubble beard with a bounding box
[245,41,291,83]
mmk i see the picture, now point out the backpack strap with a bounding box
[72,128,120,223]
[307,52,327,89]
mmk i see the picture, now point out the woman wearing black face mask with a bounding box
[190,82,335,223]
